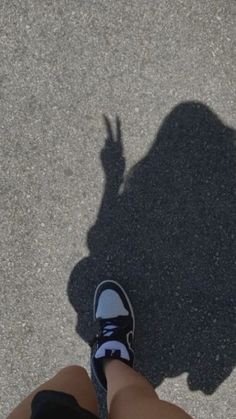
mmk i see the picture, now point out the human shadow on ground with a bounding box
[68,102,235,401]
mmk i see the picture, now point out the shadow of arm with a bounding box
[87,116,125,251]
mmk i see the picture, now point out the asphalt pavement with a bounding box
[1,1,235,418]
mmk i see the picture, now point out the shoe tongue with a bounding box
[105,349,121,357]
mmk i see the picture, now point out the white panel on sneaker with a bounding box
[96,290,128,319]
[95,341,130,360]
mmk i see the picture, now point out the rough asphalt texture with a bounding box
[1,1,235,418]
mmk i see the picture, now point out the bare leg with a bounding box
[7,365,99,419]
[106,360,193,419]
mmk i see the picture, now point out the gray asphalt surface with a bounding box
[1,1,235,418]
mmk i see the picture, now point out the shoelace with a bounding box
[102,322,118,337]
[89,322,118,348]
[89,317,129,348]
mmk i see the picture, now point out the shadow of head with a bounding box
[68,101,236,395]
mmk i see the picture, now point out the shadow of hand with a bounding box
[101,116,125,184]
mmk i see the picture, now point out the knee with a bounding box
[56,365,89,380]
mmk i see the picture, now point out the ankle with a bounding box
[104,359,123,376]
[103,358,112,373]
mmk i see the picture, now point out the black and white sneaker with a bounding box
[91,280,135,391]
